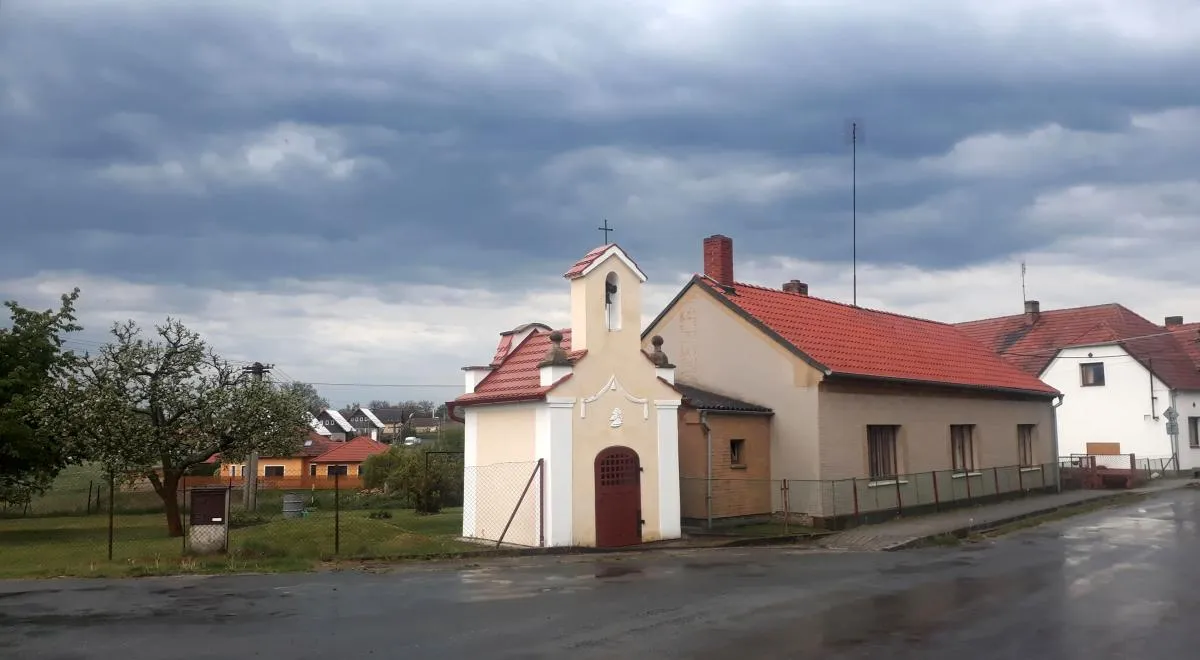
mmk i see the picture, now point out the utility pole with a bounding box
[848,119,862,307]
[241,361,272,512]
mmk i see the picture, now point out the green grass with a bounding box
[0,507,474,579]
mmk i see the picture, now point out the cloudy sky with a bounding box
[3,0,1200,407]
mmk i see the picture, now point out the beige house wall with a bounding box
[466,403,539,546]
[645,284,823,482]
[815,380,1056,517]
[678,409,773,520]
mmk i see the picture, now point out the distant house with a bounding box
[372,408,407,438]
[307,412,332,437]
[958,303,1200,471]
[309,436,391,477]
[408,417,442,434]
[218,433,389,482]
[347,407,384,441]
[218,431,335,480]
[315,409,355,441]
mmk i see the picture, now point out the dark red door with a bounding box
[595,446,641,547]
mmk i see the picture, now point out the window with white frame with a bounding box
[1190,417,1199,449]
[951,424,975,472]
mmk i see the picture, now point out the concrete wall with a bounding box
[1043,345,1175,460]
[678,408,773,520]
[645,283,823,482]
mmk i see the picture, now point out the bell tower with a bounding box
[563,244,647,354]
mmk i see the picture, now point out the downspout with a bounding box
[1051,394,1065,493]
[1148,358,1158,420]
[1170,389,1179,472]
[700,410,712,530]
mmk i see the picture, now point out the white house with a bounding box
[958,302,1200,472]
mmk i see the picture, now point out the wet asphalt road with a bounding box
[3,489,1199,660]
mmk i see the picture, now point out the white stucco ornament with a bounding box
[581,375,650,420]
[609,407,624,428]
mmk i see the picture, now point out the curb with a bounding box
[879,481,1197,552]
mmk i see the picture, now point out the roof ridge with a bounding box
[708,275,958,328]
[956,302,1125,326]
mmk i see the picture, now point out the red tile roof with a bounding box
[311,436,391,464]
[1172,322,1200,370]
[956,304,1200,390]
[452,328,586,408]
[694,276,1058,396]
[564,244,614,279]
[562,243,647,281]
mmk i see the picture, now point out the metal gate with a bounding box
[594,446,642,547]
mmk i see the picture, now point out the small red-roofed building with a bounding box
[448,243,683,548]
[645,234,1063,524]
[309,436,391,477]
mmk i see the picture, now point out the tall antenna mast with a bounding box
[1020,260,1028,303]
[846,119,863,307]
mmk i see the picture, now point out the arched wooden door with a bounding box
[594,446,642,548]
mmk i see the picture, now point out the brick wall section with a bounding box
[702,234,734,286]
[678,407,772,519]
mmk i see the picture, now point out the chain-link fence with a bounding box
[683,461,1064,534]
[0,452,504,578]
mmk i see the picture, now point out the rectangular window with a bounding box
[867,425,899,480]
[327,465,348,476]
[229,465,238,477]
[1080,362,1106,387]
[1017,425,1035,466]
[729,439,745,467]
[263,465,284,477]
[951,424,975,472]
[357,464,365,476]
[1190,417,1200,449]
[309,464,317,476]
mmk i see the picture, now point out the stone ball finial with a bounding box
[648,335,674,368]
[539,330,572,368]
[549,330,564,344]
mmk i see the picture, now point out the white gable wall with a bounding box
[1043,345,1174,461]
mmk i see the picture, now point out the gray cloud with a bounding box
[3,0,1200,295]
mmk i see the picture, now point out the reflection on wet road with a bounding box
[3,489,1199,659]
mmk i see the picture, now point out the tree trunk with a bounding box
[154,471,184,537]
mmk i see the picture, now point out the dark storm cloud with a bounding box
[3,0,1199,294]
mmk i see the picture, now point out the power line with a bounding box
[304,381,461,388]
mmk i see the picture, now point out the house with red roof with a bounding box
[448,243,682,548]
[644,235,1062,522]
[217,432,389,485]
[957,303,1200,472]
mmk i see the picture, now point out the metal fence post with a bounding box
[107,471,115,561]
[1017,464,1024,494]
[992,467,1000,502]
[851,478,860,524]
[334,472,341,555]
[894,476,903,517]
[181,473,188,555]
[932,470,940,512]
[782,479,790,534]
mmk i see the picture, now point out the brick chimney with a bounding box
[782,280,808,295]
[703,235,734,286]
[1166,315,1184,327]
[1024,300,1040,324]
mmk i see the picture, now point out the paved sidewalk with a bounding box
[818,478,1197,551]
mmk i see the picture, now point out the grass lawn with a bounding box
[0,507,475,579]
